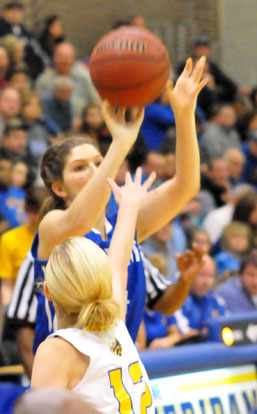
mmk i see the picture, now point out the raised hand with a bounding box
[176,243,206,284]
[107,167,156,207]
[102,101,144,147]
[166,56,208,115]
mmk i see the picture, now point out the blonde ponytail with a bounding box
[77,298,120,332]
[45,237,120,332]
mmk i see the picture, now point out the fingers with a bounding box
[106,177,120,193]
[134,167,143,185]
[143,171,156,190]
[125,171,133,185]
[180,57,193,78]
[191,56,206,83]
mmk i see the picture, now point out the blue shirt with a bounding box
[0,186,26,229]
[144,310,176,345]
[32,213,146,353]
[241,142,257,188]
[215,251,241,276]
[175,291,226,333]
[216,276,257,314]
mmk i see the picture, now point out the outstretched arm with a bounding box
[38,104,144,259]
[136,57,208,243]
[108,168,155,321]
[153,245,205,315]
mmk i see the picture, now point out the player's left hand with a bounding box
[166,56,208,115]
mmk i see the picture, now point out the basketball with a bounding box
[89,26,170,107]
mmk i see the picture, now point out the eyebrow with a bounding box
[70,155,103,166]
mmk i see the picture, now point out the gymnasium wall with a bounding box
[0,0,256,86]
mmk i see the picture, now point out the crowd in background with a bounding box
[1,1,257,383]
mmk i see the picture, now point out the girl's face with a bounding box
[60,144,103,202]
[49,19,63,38]
[85,107,103,129]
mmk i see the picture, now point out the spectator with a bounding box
[142,221,186,280]
[22,91,59,162]
[214,221,251,277]
[78,103,111,146]
[176,35,237,103]
[200,157,231,216]
[203,184,256,245]
[0,1,49,78]
[142,150,166,186]
[7,68,31,94]
[200,104,241,164]
[0,86,21,137]
[0,46,9,89]
[1,34,27,75]
[241,128,257,188]
[232,192,257,247]
[129,15,146,27]
[38,15,65,60]
[12,158,29,189]
[236,109,257,142]
[0,186,48,306]
[0,117,36,172]
[217,253,257,313]
[175,255,226,336]
[188,227,211,254]
[224,148,245,187]
[0,153,13,233]
[250,86,257,109]
[144,310,180,350]
[35,41,99,118]
[41,76,73,132]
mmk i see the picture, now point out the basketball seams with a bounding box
[93,65,170,92]
[89,53,169,69]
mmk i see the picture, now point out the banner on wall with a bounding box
[151,364,257,414]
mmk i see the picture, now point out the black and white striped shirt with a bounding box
[6,252,37,328]
[6,249,170,328]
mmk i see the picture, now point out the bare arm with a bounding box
[1,278,14,306]
[38,104,144,259]
[16,327,35,379]
[136,57,208,243]
[108,169,155,321]
[153,245,205,315]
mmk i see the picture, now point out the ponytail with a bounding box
[77,298,120,332]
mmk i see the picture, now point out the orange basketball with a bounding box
[89,26,170,107]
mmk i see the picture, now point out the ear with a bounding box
[44,282,53,301]
[51,181,67,199]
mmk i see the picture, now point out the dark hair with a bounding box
[40,136,98,217]
[236,109,257,141]
[233,193,257,224]
[239,253,257,274]
[193,35,210,48]
[25,186,49,213]
[3,2,23,10]
[250,86,257,108]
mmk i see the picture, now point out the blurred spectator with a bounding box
[203,184,256,245]
[0,46,9,89]
[12,158,29,189]
[0,153,12,233]
[236,109,257,142]
[0,117,37,175]
[187,227,211,254]
[224,148,245,187]
[200,158,231,216]
[1,34,27,75]
[38,15,65,60]
[0,86,21,137]
[22,91,59,162]
[0,153,26,232]
[35,41,99,118]
[176,35,237,103]
[41,76,73,132]
[217,253,257,313]
[214,221,251,277]
[250,86,257,109]
[142,150,166,186]
[241,128,257,188]
[141,221,186,280]
[200,104,241,164]
[144,310,180,350]
[129,15,146,27]
[141,88,175,150]
[0,186,48,306]
[175,255,226,336]
[7,68,30,94]
[232,192,257,247]
[0,1,49,79]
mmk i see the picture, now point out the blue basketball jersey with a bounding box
[32,214,146,353]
